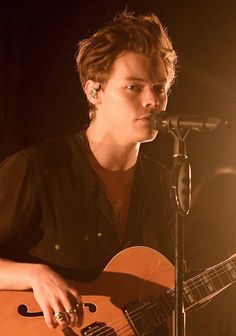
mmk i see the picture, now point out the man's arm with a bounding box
[0,258,81,329]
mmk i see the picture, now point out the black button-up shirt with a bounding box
[0,130,174,281]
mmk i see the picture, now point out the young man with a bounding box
[0,11,177,332]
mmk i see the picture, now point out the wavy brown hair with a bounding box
[76,11,177,111]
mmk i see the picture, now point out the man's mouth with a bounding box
[138,114,151,121]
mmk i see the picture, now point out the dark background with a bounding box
[1,0,236,185]
[1,2,236,334]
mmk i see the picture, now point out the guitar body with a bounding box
[1,246,175,336]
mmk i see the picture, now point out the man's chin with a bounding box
[139,130,158,143]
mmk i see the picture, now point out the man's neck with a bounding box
[86,124,140,171]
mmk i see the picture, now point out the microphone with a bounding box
[150,111,227,132]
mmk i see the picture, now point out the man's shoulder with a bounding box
[0,130,86,175]
[20,130,84,162]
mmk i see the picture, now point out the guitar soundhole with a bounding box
[18,304,43,317]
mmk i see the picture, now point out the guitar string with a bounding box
[79,290,173,336]
[68,260,236,336]
[84,298,170,336]
[125,262,236,324]
[181,260,236,296]
[165,262,236,306]
[79,298,168,336]
[78,263,236,336]
[81,316,133,336]
[74,265,236,336]
[118,263,236,333]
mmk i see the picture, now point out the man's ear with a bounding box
[84,80,102,105]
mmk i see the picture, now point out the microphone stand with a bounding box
[169,126,191,336]
[150,110,226,334]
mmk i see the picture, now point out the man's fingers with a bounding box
[54,310,70,329]
[68,288,84,327]
[65,308,78,327]
[44,306,58,329]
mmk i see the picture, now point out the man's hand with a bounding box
[29,264,82,329]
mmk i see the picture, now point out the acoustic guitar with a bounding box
[1,246,236,335]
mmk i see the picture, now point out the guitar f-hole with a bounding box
[17,304,43,317]
[83,303,97,313]
[17,302,97,317]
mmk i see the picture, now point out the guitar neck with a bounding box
[125,253,236,334]
[183,253,236,310]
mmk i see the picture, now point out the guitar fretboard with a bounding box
[125,253,236,334]
[183,253,236,309]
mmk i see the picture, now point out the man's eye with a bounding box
[153,85,167,94]
[127,85,142,92]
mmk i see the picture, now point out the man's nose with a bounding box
[142,87,159,108]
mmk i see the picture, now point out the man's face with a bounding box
[96,51,169,145]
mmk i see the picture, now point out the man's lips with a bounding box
[137,114,151,121]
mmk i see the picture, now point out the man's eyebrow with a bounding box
[124,76,168,83]
[124,76,145,81]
